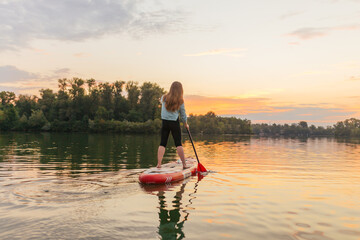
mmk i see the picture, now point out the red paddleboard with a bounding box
[139,158,197,184]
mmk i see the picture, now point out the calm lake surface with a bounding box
[1,133,360,240]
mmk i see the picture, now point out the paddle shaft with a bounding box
[186,128,200,165]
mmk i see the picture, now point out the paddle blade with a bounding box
[197,162,207,172]
[197,172,205,181]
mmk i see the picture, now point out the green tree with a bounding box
[0,105,19,130]
[86,78,96,94]
[114,80,125,97]
[68,78,86,120]
[16,95,38,118]
[0,91,16,106]
[99,82,114,119]
[69,78,85,98]
[17,115,29,130]
[56,78,70,121]
[139,82,165,121]
[127,109,143,122]
[299,121,308,128]
[126,81,140,110]
[95,106,110,121]
[58,78,68,92]
[38,89,56,121]
[113,80,129,121]
[334,118,360,137]
[188,112,251,134]
[28,110,48,130]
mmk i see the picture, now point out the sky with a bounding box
[0,0,359,126]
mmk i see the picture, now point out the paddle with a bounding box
[186,127,207,172]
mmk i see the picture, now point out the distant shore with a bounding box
[0,79,359,137]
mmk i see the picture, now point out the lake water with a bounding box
[0,133,360,240]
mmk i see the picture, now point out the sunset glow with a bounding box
[1,0,359,125]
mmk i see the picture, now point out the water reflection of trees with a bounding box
[0,133,180,176]
[1,132,360,177]
[334,137,360,145]
[186,134,251,145]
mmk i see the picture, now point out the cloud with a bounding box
[0,65,39,83]
[0,0,187,51]
[128,9,188,38]
[224,106,355,125]
[288,24,360,40]
[0,65,73,94]
[279,11,304,20]
[184,48,247,57]
[288,27,328,40]
[347,76,360,81]
[54,68,71,75]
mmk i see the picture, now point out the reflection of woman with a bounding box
[140,175,203,240]
[157,81,189,169]
[157,183,187,240]
[154,176,203,240]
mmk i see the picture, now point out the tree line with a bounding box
[0,78,251,134]
[187,111,252,134]
[0,78,165,133]
[252,118,360,137]
[333,118,360,137]
[252,121,334,137]
[0,79,359,137]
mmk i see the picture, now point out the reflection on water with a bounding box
[141,174,205,240]
[1,133,360,239]
[157,182,188,240]
[0,132,170,172]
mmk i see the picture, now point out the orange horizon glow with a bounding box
[183,95,360,127]
[0,0,359,126]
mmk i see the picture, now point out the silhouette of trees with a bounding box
[1,79,357,137]
[187,111,252,134]
[334,118,360,137]
[0,78,165,133]
[252,122,334,137]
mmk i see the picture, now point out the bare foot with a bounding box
[183,165,190,169]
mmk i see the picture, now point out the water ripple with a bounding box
[0,134,360,239]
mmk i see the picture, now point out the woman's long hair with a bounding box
[163,81,184,111]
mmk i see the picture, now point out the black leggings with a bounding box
[160,119,182,147]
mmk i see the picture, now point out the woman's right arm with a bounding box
[179,103,188,129]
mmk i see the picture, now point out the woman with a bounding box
[157,81,189,169]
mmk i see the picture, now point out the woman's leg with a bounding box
[171,119,187,169]
[176,146,187,168]
[157,146,165,168]
[158,120,170,168]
